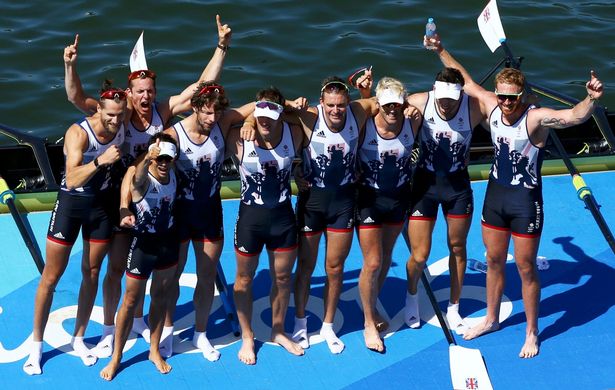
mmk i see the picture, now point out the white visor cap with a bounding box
[150,141,177,159]
[434,81,462,100]
[377,88,405,106]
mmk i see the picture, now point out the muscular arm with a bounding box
[63,34,98,115]
[162,15,232,118]
[63,124,97,190]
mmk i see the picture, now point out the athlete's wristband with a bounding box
[217,43,228,51]
[93,157,101,169]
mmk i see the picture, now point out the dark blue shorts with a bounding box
[234,202,298,256]
[175,196,224,242]
[356,185,410,228]
[126,231,179,279]
[409,168,473,221]
[296,185,355,234]
[47,190,116,245]
[481,179,544,237]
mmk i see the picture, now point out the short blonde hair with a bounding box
[494,68,525,89]
[375,77,406,101]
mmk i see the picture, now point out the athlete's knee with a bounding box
[361,256,382,274]
[234,273,253,292]
[516,259,538,282]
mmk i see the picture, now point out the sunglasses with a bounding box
[155,155,173,163]
[198,84,224,97]
[128,69,157,82]
[99,89,127,101]
[321,81,349,94]
[381,102,403,110]
[347,66,371,87]
[495,90,523,102]
[255,100,283,111]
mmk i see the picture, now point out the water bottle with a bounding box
[425,17,437,49]
[467,258,487,274]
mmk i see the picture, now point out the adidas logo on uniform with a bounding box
[427,117,435,123]
[185,148,193,154]
[151,187,159,193]
[237,246,248,253]
[301,226,313,232]
[130,268,141,274]
[491,120,498,127]
[126,129,132,137]
[53,232,65,239]
[411,210,424,217]
[316,131,326,138]
[363,216,375,223]
[368,139,378,146]
[248,150,258,157]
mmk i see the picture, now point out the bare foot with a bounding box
[462,320,499,340]
[238,338,256,365]
[363,326,384,353]
[149,352,172,374]
[519,331,540,358]
[375,312,389,333]
[272,332,304,357]
[99,360,120,381]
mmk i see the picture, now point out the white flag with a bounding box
[129,31,148,72]
[477,0,507,53]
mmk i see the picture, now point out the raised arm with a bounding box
[527,70,604,145]
[132,139,159,200]
[165,15,232,117]
[64,34,98,115]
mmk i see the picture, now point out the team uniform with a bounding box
[126,170,179,279]
[47,118,125,245]
[234,123,297,256]
[481,105,544,237]
[356,117,415,228]
[120,102,165,169]
[172,121,226,242]
[297,104,359,234]
[410,91,474,221]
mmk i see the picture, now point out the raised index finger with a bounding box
[216,14,222,29]
[74,34,79,48]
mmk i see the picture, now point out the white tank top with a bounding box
[358,117,415,192]
[173,121,225,202]
[488,105,543,188]
[239,122,295,208]
[61,117,125,195]
[306,104,359,188]
[133,169,177,234]
[121,102,165,168]
[418,91,473,173]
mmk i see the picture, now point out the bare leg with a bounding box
[23,240,71,375]
[463,225,509,340]
[358,226,384,352]
[404,219,435,328]
[512,234,541,358]
[148,266,176,373]
[100,276,147,381]
[445,215,472,332]
[292,232,322,348]
[268,248,304,356]
[374,222,404,333]
[234,252,259,365]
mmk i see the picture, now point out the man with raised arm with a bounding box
[23,83,126,375]
[426,31,603,358]
[100,133,179,381]
[62,15,232,357]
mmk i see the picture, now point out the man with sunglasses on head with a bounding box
[426,32,603,358]
[227,87,306,365]
[353,76,420,352]
[100,133,179,381]
[160,81,254,360]
[402,66,484,334]
[23,82,127,375]
[291,77,377,354]
[62,15,232,357]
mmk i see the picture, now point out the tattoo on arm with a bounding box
[540,117,567,129]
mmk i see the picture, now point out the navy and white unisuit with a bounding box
[47,118,125,245]
[126,170,178,279]
[239,122,295,208]
[305,104,359,188]
[60,117,125,195]
[481,105,544,237]
[418,91,472,174]
[120,102,165,168]
[173,121,225,203]
[132,170,177,234]
[358,117,415,193]
[234,123,298,256]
